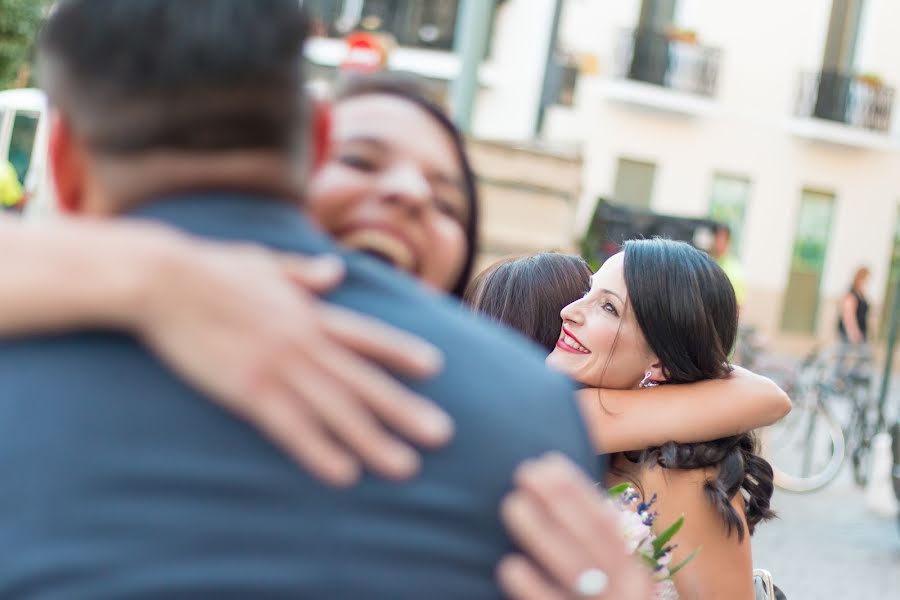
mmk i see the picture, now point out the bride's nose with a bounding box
[560,298,584,325]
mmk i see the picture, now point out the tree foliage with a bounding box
[0,0,46,89]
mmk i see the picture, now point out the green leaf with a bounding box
[607,482,632,497]
[640,553,658,569]
[652,514,685,555]
[667,546,701,577]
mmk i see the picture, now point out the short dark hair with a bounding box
[621,239,774,540]
[38,0,309,155]
[336,73,480,298]
[465,253,592,353]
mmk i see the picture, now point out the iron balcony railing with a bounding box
[795,70,895,132]
[613,28,721,97]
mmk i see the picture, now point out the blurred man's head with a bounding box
[712,224,732,259]
[38,0,325,215]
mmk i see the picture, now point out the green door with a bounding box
[780,189,836,334]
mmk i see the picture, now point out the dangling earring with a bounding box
[639,371,659,389]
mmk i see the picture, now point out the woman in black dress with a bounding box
[838,266,871,344]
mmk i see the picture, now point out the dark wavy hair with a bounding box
[464,253,593,352]
[334,73,479,298]
[621,238,775,540]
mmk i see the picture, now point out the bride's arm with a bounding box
[578,367,790,453]
[0,216,453,485]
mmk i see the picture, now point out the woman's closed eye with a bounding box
[338,152,379,172]
[432,195,467,224]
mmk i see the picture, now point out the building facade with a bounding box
[304,0,900,350]
[543,0,900,350]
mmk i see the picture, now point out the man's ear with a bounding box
[48,112,86,214]
[309,99,332,173]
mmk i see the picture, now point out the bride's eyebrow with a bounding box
[599,288,625,304]
[588,276,625,303]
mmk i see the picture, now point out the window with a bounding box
[880,205,900,338]
[780,189,836,334]
[613,158,656,210]
[8,112,39,185]
[305,0,460,51]
[707,173,751,257]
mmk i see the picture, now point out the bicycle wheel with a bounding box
[765,397,845,493]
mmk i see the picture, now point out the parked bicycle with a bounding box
[764,344,878,492]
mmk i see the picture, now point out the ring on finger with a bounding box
[574,568,609,597]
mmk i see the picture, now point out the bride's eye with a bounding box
[602,302,619,317]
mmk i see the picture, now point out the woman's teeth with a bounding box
[341,230,416,273]
[562,333,589,353]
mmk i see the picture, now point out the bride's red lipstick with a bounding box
[556,327,590,354]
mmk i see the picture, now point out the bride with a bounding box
[470,241,775,599]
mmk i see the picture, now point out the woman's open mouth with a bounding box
[556,327,590,354]
[340,227,419,274]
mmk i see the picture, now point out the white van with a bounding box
[0,88,53,220]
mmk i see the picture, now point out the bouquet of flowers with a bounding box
[607,483,699,597]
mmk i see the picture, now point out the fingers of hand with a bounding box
[252,385,360,488]
[515,453,626,556]
[307,333,453,449]
[500,490,594,592]
[497,554,568,600]
[321,304,443,378]
[284,356,423,481]
[317,305,452,449]
[281,254,345,293]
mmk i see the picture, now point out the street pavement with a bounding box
[752,465,900,599]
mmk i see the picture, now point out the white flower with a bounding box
[617,508,654,554]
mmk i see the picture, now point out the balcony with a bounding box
[601,28,722,117]
[788,71,897,150]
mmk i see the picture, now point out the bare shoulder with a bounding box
[635,464,755,600]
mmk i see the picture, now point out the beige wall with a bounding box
[467,139,582,275]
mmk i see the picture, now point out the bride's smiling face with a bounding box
[545,253,656,390]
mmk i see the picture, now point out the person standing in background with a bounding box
[712,224,747,311]
[0,160,23,212]
[838,266,871,345]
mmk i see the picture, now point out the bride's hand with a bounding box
[497,453,653,600]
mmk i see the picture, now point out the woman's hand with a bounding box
[497,453,653,600]
[131,230,455,487]
[0,217,452,487]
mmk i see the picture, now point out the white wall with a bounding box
[471,0,559,140]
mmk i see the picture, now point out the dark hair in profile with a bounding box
[465,253,593,352]
[38,0,309,155]
[334,73,480,298]
[622,238,774,541]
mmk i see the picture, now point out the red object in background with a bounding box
[340,32,388,74]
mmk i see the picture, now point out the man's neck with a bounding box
[86,151,305,215]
